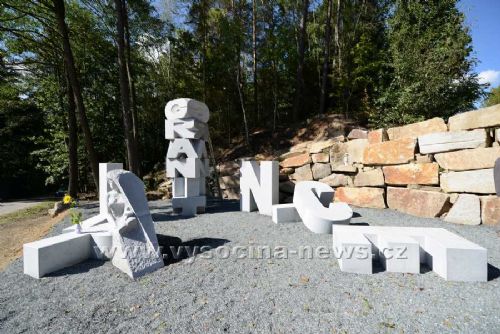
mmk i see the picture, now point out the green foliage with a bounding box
[373,0,484,126]
[484,86,500,107]
[0,0,486,197]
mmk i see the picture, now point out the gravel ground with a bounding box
[1,199,499,333]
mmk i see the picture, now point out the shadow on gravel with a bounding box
[157,234,230,266]
[488,264,500,281]
[47,259,105,277]
[151,199,240,223]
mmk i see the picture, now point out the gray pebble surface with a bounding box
[1,199,499,334]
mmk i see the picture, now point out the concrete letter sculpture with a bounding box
[332,225,487,282]
[106,170,164,278]
[240,160,279,216]
[293,181,352,234]
[23,165,164,279]
[165,98,210,216]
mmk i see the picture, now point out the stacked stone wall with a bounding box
[219,104,500,226]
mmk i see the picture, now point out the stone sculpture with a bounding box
[332,225,487,282]
[23,165,163,279]
[292,181,352,234]
[165,98,210,216]
[106,170,164,278]
[240,160,279,216]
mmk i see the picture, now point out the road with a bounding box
[0,200,46,216]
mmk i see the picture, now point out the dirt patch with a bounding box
[0,208,68,271]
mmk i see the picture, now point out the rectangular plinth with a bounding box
[23,233,92,279]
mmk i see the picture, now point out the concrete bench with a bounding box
[23,233,92,279]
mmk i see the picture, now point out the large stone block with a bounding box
[382,163,439,185]
[440,169,495,194]
[347,128,368,140]
[354,169,385,187]
[480,196,500,225]
[345,139,368,164]
[434,147,500,171]
[329,142,347,165]
[448,104,500,131]
[310,139,338,153]
[444,194,481,225]
[312,163,332,180]
[387,117,447,140]
[292,164,313,181]
[311,152,329,163]
[319,173,351,187]
[367,128,387,144]
[387,187,450,218]
[334,187,386,209]
[363,138,416,165]
[280,153,311,168]
[418,129,488,154]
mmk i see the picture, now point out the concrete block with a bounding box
[332,230,372,274]
[172,196,206,216]
[165,118,208,140]
[240,161,279,216]
[293,181,352,234]
[167,139,207,159]
[165,98,210,122]
[166,157,209,178]
[331,226,487,282]
[23,233,92,279]
[173,177,202,197]
[272,204,301,224]
[378,234,420,274]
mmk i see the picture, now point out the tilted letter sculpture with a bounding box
[23,167,164,279]
[165,98,210,216]
[107,170,164,278]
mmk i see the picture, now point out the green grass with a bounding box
[0,201,55,225]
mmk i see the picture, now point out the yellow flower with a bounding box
[63,195,72,204]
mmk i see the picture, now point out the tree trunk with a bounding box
[234,0,250,147]
[123,0,141,176]
[53,0,99,190]
[292,0,309,122]
[66,69,79,198]
[252,0,258,122]
[114,0,140,175]
[319,0,333,115]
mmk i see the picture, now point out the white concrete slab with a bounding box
[331,226,487,281]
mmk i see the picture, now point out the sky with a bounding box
[459,0,500,89]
